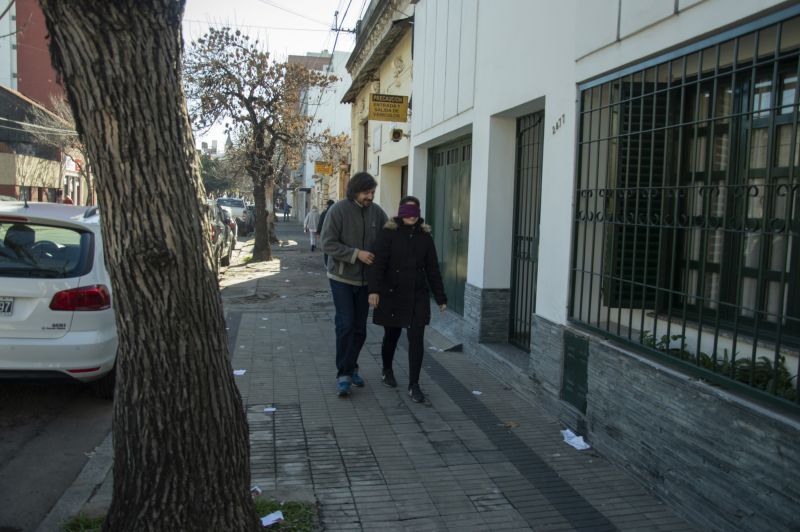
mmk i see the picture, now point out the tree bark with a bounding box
[251,176,271,261]
[38,1,259,530]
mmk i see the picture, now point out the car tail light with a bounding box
[50,285,111,311]
[211,225,217,240]
[67,367,101,374]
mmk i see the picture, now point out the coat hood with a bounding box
[385,217,431,233]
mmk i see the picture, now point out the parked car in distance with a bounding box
[216,197,247,233]
[0,202,117,398]
[219,206,236,266]
[205,202,227,272]
[244,204,255,235]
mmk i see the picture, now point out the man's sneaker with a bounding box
[337,377,351,397]
[351,372,365,387]
[382,369,397,388]
[408,384,425,403]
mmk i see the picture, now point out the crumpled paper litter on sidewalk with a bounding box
[561,429,591,450]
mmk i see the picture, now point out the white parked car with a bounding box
[216,197,247,232]
[0,202,117,398]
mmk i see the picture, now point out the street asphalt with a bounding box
[36,218,696,531]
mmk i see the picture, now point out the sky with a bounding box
[183,0,365,149]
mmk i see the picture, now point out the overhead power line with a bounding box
[0,116,75,135]
[253,0,330,27]
[183,19,329,33]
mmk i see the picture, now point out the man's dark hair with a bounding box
[399,195,420,206]
[346,172,377,200]
[326,199,335,207]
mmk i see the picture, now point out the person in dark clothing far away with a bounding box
[320,173,388,397]
[367,196,447,403]
[316,198,335,268]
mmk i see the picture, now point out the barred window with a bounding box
[570,13,800,409]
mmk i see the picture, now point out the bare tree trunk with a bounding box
[265,183,279,244]
[251,177,272,261]
[38,1,259,530]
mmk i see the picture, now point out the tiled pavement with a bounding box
[226,221,697,531]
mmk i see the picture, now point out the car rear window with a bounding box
[217,198,244,208]
[0,222,94,278]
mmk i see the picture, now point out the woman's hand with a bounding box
[439,304,447,313]
[368,293,380,308]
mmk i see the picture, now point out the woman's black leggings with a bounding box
[382,324,425,386]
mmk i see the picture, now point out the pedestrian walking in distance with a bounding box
[304,206,320,251]
[320,172,388,397]
[368,196,447,403]
[317,199,335,267]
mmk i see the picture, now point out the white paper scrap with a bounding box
[261,511,284,527]
[280,295,287,299]
[262,317,269,320]
[233,369,246,376]
[472,390,483,396]
[560,429,591,450]
[285,280,290,283]
[280,328,287,332]
[264,407,277,413]
[429,347,443,352]
[250,485,262,496]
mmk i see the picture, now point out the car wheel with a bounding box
[90,365,116,400]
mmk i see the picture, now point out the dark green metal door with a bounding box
[428,138,471,315]
[510,112,545,351]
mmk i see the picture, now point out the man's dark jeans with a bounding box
[329,279,369,378]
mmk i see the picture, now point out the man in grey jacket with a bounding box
[320,172,388,396]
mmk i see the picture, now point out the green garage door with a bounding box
[427,138,471,315]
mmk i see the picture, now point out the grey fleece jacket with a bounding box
[320,199,388,286]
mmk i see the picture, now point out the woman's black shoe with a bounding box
[382,369,397,388]
[408,384,425,403]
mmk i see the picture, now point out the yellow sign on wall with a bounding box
[314,161,334,176]
[368,94,408,122]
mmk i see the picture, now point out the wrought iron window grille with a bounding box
[570,11,800,410]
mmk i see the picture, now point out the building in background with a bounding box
[342,0,412,214]
[407,1,800,530]
[0,85,61,201]
[0,0,63,110]
[0,0,93,204]
[289,50,352,222]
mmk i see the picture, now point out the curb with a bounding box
[36,431,113,532]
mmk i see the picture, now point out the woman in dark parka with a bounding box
[368,196,447,403]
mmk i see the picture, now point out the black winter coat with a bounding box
[368,218,447,328]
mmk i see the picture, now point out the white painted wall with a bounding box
[576,0,785,82]
[412,0,477,136]
[0,4,16,89]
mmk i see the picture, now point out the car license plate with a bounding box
[0,297,13,316]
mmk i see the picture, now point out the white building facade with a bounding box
[302,51,352,190]
[0,2,16,90]
[410,1,800,530]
